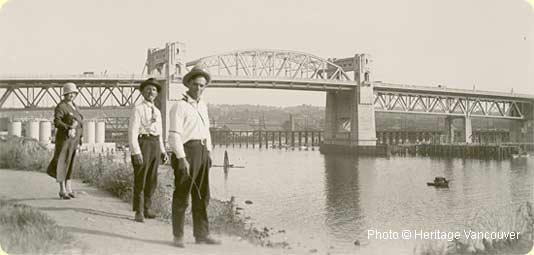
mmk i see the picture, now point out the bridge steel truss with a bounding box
[373,90,530,120]
[0,77,147,109]
[186,49,352,82]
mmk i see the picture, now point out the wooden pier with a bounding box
[386,144,529,160]
[210,130,323,149]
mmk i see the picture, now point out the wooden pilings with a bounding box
[211,130,323,149]
[413,144,519,159]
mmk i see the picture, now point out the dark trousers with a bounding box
[132,136,161,212]
[171,141,211,238]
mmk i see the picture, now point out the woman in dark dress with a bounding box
[47,82,83,200]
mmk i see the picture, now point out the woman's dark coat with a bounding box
[46,100,83,180]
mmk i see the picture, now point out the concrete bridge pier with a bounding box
[321,54,378,155]
[146,41,186,141]
[526,104,534,143]
[39,120,52,144]
[8,120,22,137]
[96,120,105,143]
[464,116,472,144]
[26,120,40,140]
[509,103,534,143]
[83,120,96,144]
[445,116,457,144]
[445,116,472,144]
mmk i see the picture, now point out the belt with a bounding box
[185,139,207,146]
[138,134,159,139]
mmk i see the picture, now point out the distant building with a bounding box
[220,124,254,132]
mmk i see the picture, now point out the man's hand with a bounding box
[132,154,143,166]
[71,120,79,129]
[207,151,212,168]
[160,152,169,164]
[177,157,190,176]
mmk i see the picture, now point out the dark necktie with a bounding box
[150,105,156,123]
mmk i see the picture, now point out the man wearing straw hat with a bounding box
[128,78,169,223]
[168,66,220,248]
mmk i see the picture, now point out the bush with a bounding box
[0,199,78,254]
[0,136,51,172]
[0,136,288,248]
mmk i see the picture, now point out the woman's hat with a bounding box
[139,78,162,92]
[62,82,79,96]
[183,66,211,86]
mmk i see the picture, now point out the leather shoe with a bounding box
[173,236,185,248]
[59,192,71,200]
[134,211,144,223]
[195,236,221,245]
[144,210,156,219]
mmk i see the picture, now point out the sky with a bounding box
[0,0,532,106]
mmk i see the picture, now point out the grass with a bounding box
[0,199,78,255]
[414,202,534,255]
[2,135,532,252]
[0,136,283,248]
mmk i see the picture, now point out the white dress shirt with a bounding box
[168,93,212,158]
[128,99,166,155]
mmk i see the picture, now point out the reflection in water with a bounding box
[208,148,534,254]
[323,155,363,242]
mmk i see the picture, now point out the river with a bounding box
[208,147,534,254]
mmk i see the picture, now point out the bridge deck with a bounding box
[0,75,532,101]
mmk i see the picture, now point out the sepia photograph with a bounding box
[0,0,533,254]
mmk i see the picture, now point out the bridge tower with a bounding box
[145,41,186,140]
[324,54,376,148]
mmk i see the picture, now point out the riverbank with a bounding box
[0,169,294,254]
[0,136,292,253]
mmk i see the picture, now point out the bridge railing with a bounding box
[375,82,534,99]
[0,74,158,80]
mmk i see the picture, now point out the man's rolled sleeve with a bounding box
[128,107,142,155]
[168,103,186,158]
[157,113,166,152]
[205,110,213,152]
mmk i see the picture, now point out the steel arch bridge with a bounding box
[182,49,356,91]
[187,49,351,81]
[0,48,532,122]
[0,50,357,109]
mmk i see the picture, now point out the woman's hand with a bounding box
[71,120,78,129]
[68,129,76,138]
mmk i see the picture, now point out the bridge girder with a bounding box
[186,49,352,81]
[374,91,529,120]
[0,84,142,109]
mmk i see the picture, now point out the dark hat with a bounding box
[183,66,211,86]
[139,78,162,92]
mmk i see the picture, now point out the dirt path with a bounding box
[0,169,297,255]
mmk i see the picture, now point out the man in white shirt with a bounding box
[168,66,220,247]
[128,78,169,223]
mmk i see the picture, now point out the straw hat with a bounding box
[139,78,162,92]
[183,66,211,86]
[62,82,79,96]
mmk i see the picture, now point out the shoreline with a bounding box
[0,169,293,255]
[0,136,292,251]
[1,136,532,254]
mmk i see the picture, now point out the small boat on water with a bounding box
[427,177,449,188]
[511,152,529,159]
